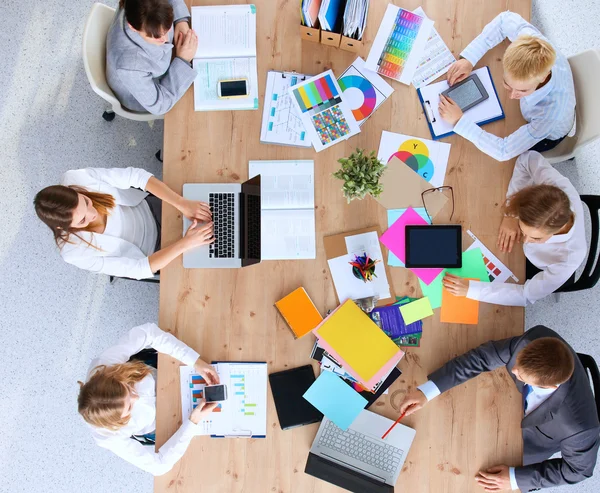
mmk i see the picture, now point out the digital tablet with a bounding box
[441,73,489,112]
[405,225,462,268]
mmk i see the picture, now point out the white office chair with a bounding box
[82,3,163,122]
[542,49,600,164]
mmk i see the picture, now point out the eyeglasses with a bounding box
[421,186,455,223]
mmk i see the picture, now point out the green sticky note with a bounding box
[250,4,256,14]
[399,297,434,324]
[447,248,490,282]
[419,270,445,309]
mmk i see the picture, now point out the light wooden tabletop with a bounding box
[156,1,529,491]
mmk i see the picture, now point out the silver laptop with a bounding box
[182,176,261,268]
[305,409,416,493]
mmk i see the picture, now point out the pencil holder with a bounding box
[349,253,380,282]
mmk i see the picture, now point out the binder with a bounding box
[417,66,505,141]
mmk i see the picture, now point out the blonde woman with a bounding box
[443,151,586,306]
[34,167,214,279]
[78,322,219,475]
[439,11,576,161]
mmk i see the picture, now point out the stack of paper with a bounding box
[318,0,343,31]
[342,0,369,39]
[301,0,321,28]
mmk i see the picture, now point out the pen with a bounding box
[381,410,407,439]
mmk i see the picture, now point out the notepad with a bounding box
[313,300,404,390]
[441,278,480,325]
[399,297,433,325]
[191,5,259,111]
[275,287,323,339]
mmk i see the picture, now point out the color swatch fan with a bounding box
[288,70,361,152]
[338,58,393,126]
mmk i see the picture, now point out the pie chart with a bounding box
[388,139,435,182]
[338,75,377,122]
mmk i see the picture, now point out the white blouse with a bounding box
[104,201,158,257]
[85,323,200,476]
[467,151,586,306]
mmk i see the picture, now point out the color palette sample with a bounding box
[376,9,424,80]
[292,73,341,114]
[312,106,351,144]
[389,138,435,182]
[338,75,377,121]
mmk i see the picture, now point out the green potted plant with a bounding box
[333,148,386,203]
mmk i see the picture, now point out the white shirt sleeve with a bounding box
[81,167,153,191]
[508,151,574,196]
[95,419,199,476]
[417,380,442,401]
[509,467,519,489]
[62,249,154,280]
[460,11,542,67]
[89,322,199,375]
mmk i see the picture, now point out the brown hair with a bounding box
[516,337,575,386]
[503,184,573,234]
[34,185,115,248]
[78,361,152,430]
[119,0,174,38]
[504,35,556,82]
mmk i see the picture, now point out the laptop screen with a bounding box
[240,175,261,266]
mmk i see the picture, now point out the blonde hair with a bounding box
[78,361,152,430]
[503,35,556,82]
[504,184,573,234]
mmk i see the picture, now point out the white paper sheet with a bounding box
[249,160,314,210]
[328,254,391,303]
[261,209,316,260]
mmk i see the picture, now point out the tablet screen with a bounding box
[446,79,484,109]
[405,226,462,268]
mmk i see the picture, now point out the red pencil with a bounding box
[381,410,407,439]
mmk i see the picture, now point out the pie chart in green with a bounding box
[388,150,435,182]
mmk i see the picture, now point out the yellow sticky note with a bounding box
[399,297,434,325]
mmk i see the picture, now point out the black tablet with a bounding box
[441,73,489,112]
[269,365,323,430]
[405,225,462,268]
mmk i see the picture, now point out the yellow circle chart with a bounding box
[399,139,429,158]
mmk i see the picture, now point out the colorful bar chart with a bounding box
[231,373,258,416]
[292,73,341,114]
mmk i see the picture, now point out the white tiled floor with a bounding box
[0,1,597,492]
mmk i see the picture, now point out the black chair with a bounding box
[128,348,158,446]
[577,353,600,421]
[109,274,159,285]
[557,195,600,293]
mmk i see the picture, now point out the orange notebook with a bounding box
[440,278,479,325]
[275,287,323,338]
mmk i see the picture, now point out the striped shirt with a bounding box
[454,11,576,162]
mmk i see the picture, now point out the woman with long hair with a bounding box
[106,0,198,115]
[34,167,213,279]
[78,322,219,475]
[443,151,586,306]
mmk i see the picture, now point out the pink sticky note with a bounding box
[380,207,443,285]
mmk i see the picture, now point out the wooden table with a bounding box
[157,1,529,491]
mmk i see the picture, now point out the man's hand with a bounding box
[497,216,521,253]
[194,357,220,385]
[447,58,474,85]
[174,29,198,63]
[475,465,512,491]
[174,21,190,42]
[439,95,463,125]
[397,389,428,417]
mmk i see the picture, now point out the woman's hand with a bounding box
[189,398,219,424]
[175,29,198,63]
[442,273,469,297]
[178,199,212,222]
[439,95,463,125]
[194,358,220,385]
[397,389,428,417]
[174,21,190,42]
[497,216,521,253]
[183,220,214,249]
[447,58,474,85]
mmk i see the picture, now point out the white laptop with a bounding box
[305,409,416,492]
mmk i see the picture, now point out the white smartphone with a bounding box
[204,384,228,402]
[217,79,249,99]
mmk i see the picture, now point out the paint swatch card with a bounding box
[337,57,394,126]
[466,230,519,283]
[365,4,434,85]
[288,70,361,152]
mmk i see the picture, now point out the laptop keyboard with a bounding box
[209,193,235,259]
[317,420,404,474]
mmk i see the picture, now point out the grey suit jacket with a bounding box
[105,0,196,115]
[429,325,600,491]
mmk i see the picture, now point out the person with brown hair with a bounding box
[398,325,600,491]
[34,167,214,279]
[79,322,219,475]
[438,11,575,161]
[106,0,198,115]
[443,151,586,306]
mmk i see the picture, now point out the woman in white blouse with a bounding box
[34,167,213,279]
[443,151,586,306]
[78,322,219,475]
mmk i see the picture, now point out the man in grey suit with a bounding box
[106,0,198,115]
[399,325,600,491]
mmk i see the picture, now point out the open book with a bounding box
[249,160,316,260]
[191,5,259,111]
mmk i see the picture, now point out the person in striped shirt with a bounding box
[438,11,576,162]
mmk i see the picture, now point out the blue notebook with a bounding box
[417,66,505,141]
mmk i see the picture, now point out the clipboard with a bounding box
[324,226,396,307]
[417,66,505,141]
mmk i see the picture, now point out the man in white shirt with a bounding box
[398,326,600,491]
